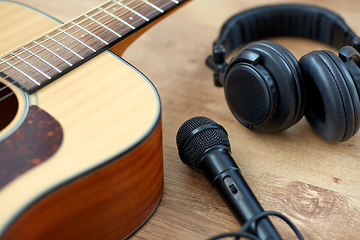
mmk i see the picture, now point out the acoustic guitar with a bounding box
[0,0,188,239]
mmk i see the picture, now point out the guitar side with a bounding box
[0,1,163,239]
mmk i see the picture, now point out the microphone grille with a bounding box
[176,116,230,171]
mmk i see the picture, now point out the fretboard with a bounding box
[0,0,186,93]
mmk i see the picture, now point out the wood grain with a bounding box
[1,122,163,240]
[10,0,360,239]
[0,1,163,238]
[0,0,187,93]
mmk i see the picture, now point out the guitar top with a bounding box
[0,0,188,239]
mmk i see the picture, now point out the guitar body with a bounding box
[0,1,163,239]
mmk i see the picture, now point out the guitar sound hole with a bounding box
[0,82,19,131]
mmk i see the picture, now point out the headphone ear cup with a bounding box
[224,40,305,132]
[299,50,360,142]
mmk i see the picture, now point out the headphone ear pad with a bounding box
[224,40,305,132]
[299,50,360,142]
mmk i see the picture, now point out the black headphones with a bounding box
[206,4,360,143]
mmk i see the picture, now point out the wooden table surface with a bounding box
[12,0,360,239]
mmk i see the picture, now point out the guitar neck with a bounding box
[0,0,186,94]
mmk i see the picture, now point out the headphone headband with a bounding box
[206,4,360,86]
[205,4,360,142]
[216,4,359,57]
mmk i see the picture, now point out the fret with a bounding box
[58,28,96,52]
[10,53,51,80]
[58,22,106,54]
[12,42,64,79]
[114,0,150,21]
[21,46,62,73]
[141,0,164,13]
[125,0,167,23]
[0,58,40,86]
[45,27,95,61]
[100,1,145,31]
[45,34,84,60]
[98,7,135,30]
[33,40,73,67]
[150,0,178,11]
[0,0,185,94]
[84,14,122,38]
[85,6,135,43]
[70,21,109,45]
[0,48,52,89]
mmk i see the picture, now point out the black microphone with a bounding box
[176,116,282,240]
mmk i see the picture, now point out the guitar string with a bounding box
[0,0,174,102]
[0,0,170,96]
[0,0,157,87]
[0,0,174,84]
[0,0,154,95]
[4,0,174,76]
[0,0,140,97]
[0,0,140,79]
[0,0,137,95]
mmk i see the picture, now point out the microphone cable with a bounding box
[176,116,305,240]
[208,211,304,240]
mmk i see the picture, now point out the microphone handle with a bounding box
[200,150,282,240]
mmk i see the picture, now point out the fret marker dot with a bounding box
[56,48,60,51]
[113,7,116,10]
[129,16,133,20]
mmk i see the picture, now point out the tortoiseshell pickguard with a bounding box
[0,105,63,190]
